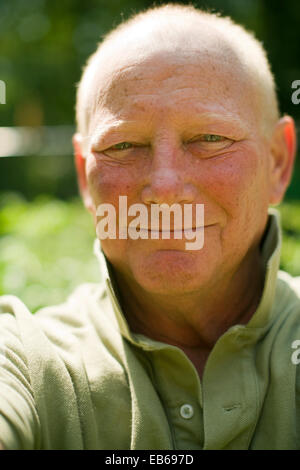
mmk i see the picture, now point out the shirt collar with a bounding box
[93,206,282,347]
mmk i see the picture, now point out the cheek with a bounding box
[197,143,268,214]
[86,159,141,205]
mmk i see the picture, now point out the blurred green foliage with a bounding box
[0,193,299,313]
[0,193,100,311]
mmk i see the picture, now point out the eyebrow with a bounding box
[89,120,138,144]
[88,111,249,147]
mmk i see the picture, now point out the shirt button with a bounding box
[180,404,194,419]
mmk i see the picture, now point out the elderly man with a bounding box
[0,4,299,450]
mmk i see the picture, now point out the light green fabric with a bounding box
[0,207,300,450]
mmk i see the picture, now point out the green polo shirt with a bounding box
[0,207,300,450]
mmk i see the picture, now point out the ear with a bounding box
[72,133,95,215]
[269,116,297,205]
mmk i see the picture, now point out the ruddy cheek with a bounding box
[194,152,258,213]
[88,163,139,207]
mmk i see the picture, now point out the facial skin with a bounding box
[73,46,296,371]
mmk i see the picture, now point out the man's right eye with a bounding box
[110,142,133,151]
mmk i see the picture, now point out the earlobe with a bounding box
[72,133,95,214]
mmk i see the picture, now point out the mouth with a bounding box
[128,225,214,235]
[143,227,202,233]
[140,224,215,233]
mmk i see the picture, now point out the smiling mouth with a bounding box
[129,225,214,234]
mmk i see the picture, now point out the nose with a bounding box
[141,167,196,206]
[142,139,196,205]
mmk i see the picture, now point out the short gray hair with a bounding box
[76,3,280,139]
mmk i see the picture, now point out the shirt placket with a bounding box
[145,345,205,450]
[201,327,259,450]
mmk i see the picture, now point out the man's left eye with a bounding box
[198,134,225,142]
[187,134,233,157]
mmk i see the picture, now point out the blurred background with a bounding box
[0,0,300,312]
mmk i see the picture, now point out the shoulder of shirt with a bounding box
[35,281,106,321]
[277,269,300,301]
[0,281,107,350]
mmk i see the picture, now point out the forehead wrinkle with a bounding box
[91,55,255,124]
[94,87,255,137]
[93,47,245,95]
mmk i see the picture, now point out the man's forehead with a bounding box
[91,46,251,109]
[85,45,257,137]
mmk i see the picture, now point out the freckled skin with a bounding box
[74,48,295,356]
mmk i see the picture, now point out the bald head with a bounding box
[76,4,280,141]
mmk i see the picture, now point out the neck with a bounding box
[114,246,265,351]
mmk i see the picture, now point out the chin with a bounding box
[129,249,216,296]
